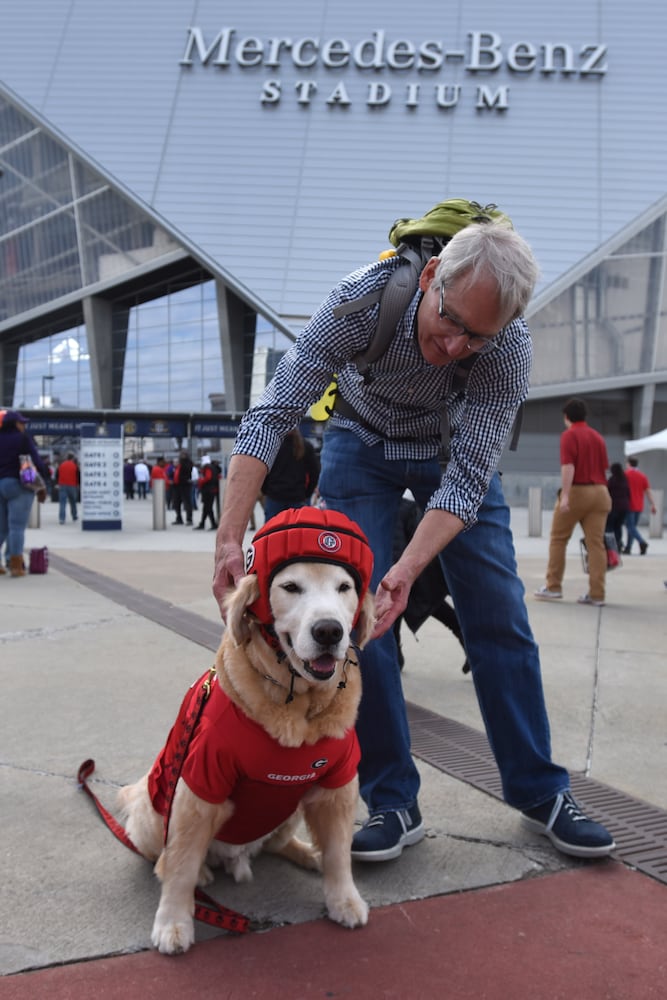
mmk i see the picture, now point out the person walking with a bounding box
[0,410,49,576]
[57,453,80,524]
[212,206,615,864]
[133,458,150,498]
[606,462,630,553]
[194,456,219,530]
[123,460,135,500]
[623,456,657,554]
[171,450,193,525]
[535,398,611,607]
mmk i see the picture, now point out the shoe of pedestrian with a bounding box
[622,546,631,554]
[640,542,648,555]
[351,805,424,862]
[534,586,563,600]
[522,791,615,858]
[193,524,205,530]
[172,519,183,525]
[577,594,605,607]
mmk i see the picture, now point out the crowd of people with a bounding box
[1,420,231,573]
[121,452,224,529]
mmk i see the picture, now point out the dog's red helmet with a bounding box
[245,507,374,626]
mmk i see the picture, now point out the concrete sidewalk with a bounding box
[1,497,666,996]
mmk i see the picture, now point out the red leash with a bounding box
[77,669,249,935]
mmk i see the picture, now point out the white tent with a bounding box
[624,428,667,455]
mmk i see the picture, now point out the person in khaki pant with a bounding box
[535,398,611,607]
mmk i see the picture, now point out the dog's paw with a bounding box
[151,911,195,955]
[196,862,215,887]
[325,886,369,929]
[224,855,254,883]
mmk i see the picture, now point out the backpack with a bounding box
[313,199,523,459]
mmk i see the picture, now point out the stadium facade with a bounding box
[1,2,666,493]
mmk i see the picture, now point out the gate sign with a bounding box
[80,423,123,530]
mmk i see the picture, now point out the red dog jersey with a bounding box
[147,671,360,844]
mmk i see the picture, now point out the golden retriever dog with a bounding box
[117,508,374,955]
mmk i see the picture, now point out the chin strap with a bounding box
[257,621,361,706]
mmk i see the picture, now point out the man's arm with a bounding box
[645,484,657,514]
[212,454,268,616]
[372,507,465,638]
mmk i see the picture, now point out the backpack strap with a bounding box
[332,245,425,380]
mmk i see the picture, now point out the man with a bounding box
[623,456,657,554]
[171,450,193,525]
[213,212,615,863]
[57,453,79,524]
[535,399,611,607]
[133,457,150,499]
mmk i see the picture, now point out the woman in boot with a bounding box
[0,410,49,576]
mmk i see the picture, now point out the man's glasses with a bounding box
[438,282,502,355]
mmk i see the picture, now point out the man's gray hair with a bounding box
[434,220,540,321]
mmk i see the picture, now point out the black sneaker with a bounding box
[351,805,424,862]
[522,792,615,858]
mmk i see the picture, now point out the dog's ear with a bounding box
[224,574,261,645]
[354,591,376,649]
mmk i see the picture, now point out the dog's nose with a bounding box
[312,618,344,647]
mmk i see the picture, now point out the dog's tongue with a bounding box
[310,654,336,677]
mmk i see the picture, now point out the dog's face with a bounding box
[226,561,375,683]
[268,562,360,681]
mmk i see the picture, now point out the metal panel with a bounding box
[1,1,666,323]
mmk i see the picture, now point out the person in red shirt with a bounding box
[535,398,611,606]
[57,453,80,524]
[150,456,167,483]
[623,457,657,555]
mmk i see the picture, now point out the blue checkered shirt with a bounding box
[233,256,532,525]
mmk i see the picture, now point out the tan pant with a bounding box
[545,485,612,602]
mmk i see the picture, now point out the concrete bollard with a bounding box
[528,487,542,537]
[28,495,41,529]
[152,478,166,530]
[649,488,663,538]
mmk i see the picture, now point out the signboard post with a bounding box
[80,423,123,530]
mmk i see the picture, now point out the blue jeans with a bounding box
[0,477,35,559]
[318,427,569,814]
[59,485,78,523]
[624,510,645,551]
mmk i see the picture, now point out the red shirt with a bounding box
[560,422,608,484]
[625,467,650,512]
[148,672,360,844]
[150,466,167,481]
[57,459,79,487]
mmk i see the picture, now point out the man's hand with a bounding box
[371,566,413,640]
[211,453,268,620]
[212,540,246,621]
[371,507,466,640]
